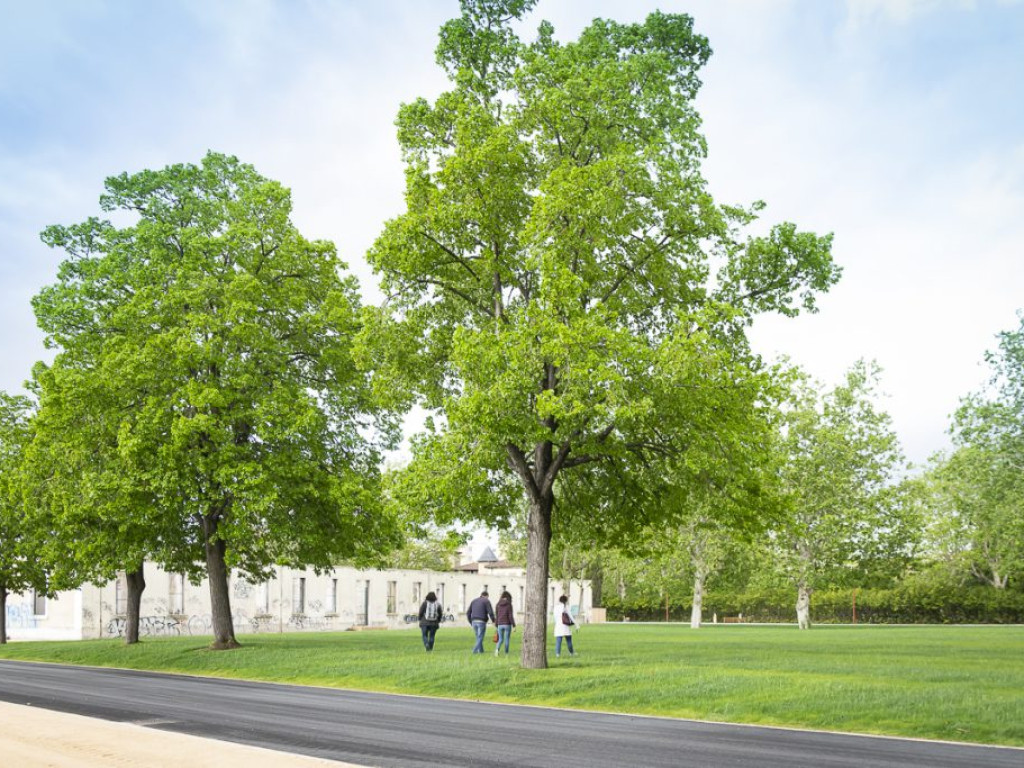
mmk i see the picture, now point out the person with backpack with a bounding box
[466,590,496,654]
[554,594,576,658]
[418,591,443,651]
[494,590,516,656]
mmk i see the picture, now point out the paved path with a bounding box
[0,660,1020,768]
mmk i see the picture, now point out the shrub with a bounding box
[604,584,1024,624]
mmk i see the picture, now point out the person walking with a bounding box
[466,590,495,654]
[494,590,516,655]
[418,591,443,652]
[554,594,576,658]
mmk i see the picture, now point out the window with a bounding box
[293,577,306,615]
[412,581,422,605]
[259,581,272,614]
[387,581,397,614]
[519,586,524,609]
[436,583,445,608]
[115,575,127,615]
[356,580,369,626]
[459,583,467,612]
[32,589,46,617]
[169,573,185,614]
[328,579,338,614]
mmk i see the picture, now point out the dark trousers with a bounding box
[421,625,437,651]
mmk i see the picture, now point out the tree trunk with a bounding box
[561,549,571,597]
[588,560,603,608]
[124,565,146,645]
[522,493,553,669]
[796,582,812,630]
[204,517,239,650]
[0,585,7,644]
[690,569,706,629]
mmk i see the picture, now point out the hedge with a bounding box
[603,584,1024,624]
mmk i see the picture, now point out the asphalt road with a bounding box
[0,660,1020,768]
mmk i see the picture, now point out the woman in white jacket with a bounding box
[553,594,576,657]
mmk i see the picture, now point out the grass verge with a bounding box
[1,623,1021,747]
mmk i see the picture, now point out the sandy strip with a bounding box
[0,702,370,768]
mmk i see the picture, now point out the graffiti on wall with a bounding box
[101,608,313,638]
[287,613,333,631]
[105,615,182,638]
[5,603,37,630]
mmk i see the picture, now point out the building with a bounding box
[4,550,592,641]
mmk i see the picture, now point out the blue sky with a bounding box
[2,0,1023,467]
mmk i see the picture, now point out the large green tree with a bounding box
[0,392,45,644]
[369,1,839,667]
[773,363,915,628]
[32,153,398,649]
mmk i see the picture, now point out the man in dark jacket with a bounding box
[466,590,496,654]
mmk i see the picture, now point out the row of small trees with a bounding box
[543,320,1024,623]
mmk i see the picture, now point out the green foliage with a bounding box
[0,393,47,600]
[932,310,1024,589]
[368,3,840,660]
[605,583,1024,625]
[388,525,467,571]
[771,362,918,595]
[918,446,1024,588]
[29,152,400,596]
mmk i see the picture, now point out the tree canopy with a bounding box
[30,152,399,648]
[772,362,915,628]
[369,0,840,667]
[0,392,44,644]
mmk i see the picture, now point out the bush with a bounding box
[604,584,1024,624]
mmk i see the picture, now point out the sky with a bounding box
[2,0,1023,473]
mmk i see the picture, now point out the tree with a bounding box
[32,152,399,649]
[369,1,840,667]
[920,447,1023,588]
[0,393,45,644]
[935,311,1024,588]
[773,362,914,629]
[25,356,159,644]
[388,524,466,571]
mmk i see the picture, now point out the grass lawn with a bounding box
[1,623,1022,746]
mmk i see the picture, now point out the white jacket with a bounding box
[554,604,575,637]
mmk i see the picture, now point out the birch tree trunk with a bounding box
[690,569,706,629]
[796,582,812,630]
[0,585,7,644]
[124,565,146,645]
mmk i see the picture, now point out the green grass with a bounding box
[2,624,1022,747]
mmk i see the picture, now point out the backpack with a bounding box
[425,601,441,621]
